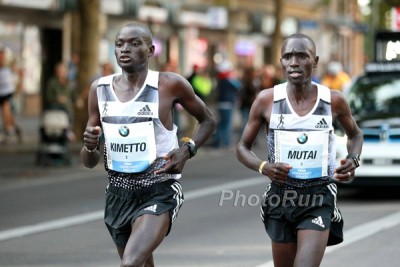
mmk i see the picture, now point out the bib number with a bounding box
[103,121,156,173]
[274,130,329,179]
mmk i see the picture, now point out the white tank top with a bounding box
[267,82,336,182]
[97,70,179,175]
[0,67,15,96]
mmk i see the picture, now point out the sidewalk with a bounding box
[0,114,40,153]
[0,114,86,182]
[0,114,83,153]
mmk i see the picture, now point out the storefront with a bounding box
[0,2,64,116]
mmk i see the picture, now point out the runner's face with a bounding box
[115,26,154,70]
[280,38,318,85]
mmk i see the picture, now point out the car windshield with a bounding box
[347,74,400,119]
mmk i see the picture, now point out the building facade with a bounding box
[0,0,365,115]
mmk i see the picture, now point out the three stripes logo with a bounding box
[138,105,153,116]
[315,118,329,129]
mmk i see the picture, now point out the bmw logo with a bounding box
[297,133,308,144]
[119,126,129,137]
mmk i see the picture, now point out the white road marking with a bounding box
[0,176,265,242]
[3,173,400,267]
[254,210,400,267]
[0,211,103,241]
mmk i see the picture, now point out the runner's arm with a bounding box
[81,81,102,168]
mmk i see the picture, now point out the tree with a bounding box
[271,0,284,65]
[74,0,100,137]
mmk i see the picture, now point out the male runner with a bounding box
[81,22,216,267]
[236,33,363,267]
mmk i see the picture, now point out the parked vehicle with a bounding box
[336,61,400,186]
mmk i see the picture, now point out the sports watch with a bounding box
[181,137,197,158]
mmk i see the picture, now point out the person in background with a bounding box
[186,64,199,91]
[187,64,212,102]
[259,64,281,90]
[213,60,242,149]
[321,61,351,92]
[185,64,212,137]
[45,62,77,141]
[0,45,22,143]
[10,58,25,116]
[238,66,260,135]
[236,33,363,267]
[81,22,216,267]
[67,52,79,90]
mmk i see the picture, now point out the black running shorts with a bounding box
[0,93,13,106]
[260,182,343,246]
[104,179,184,247]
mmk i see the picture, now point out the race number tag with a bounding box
[103,121,156,173]
[274,130,329,179]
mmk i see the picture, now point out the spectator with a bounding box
[45,62,77,141]
[259,64,280,90]
[67,52,79,90]
[238,66,260,134]
[0,45,22,143]
[187,64,212,102]
[213,61,242,149]
[185,64,212,136]
[321,61,351,92]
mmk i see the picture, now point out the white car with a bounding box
[335,62,400,186]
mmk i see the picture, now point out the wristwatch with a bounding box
[346,153,361,168]
[181,137,197,158]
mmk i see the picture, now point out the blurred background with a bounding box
[1,1,400,267]
[0,0,397,142]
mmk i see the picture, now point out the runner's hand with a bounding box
[333,158,355,182]
[154,146,190,175]
[83,126,102,150]
[261,162,292,184]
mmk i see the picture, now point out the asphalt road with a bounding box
[0,143,400,267]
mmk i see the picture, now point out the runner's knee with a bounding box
[121,255,145,267]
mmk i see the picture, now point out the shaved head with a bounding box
[282,33,316,56]
[118,22,153,46]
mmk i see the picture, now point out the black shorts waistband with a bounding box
[274,177,330,190]
[106,179,177,201]
[271,180,331,195]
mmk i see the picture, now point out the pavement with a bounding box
[0,114,84,181]
[2,115,85,151]
[0,114,73,152]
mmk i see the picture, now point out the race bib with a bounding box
[274,130,329,179]
[103,121,156,173]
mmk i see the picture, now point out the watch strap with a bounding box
[346,153,360,168]
[181,137,197,158]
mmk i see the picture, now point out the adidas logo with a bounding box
[144,204,157,213]
[311,216,325,228]
[138,105,153,116]
[315,118,329,129]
